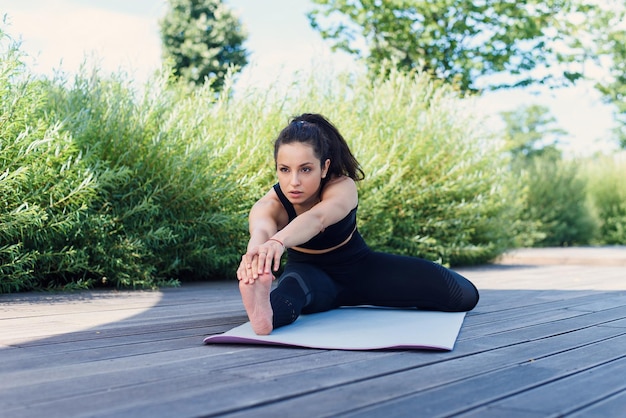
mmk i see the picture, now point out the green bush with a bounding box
[1,33,96,292]
[219,70,528,266]
[331,71,526,265]
[42,73,258,289]
[585,154,626,244]
[1,29,250,292]
[521,158,598,247]
[1,28,528,292]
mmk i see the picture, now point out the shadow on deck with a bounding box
[1,248,625,417]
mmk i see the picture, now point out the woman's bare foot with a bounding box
[239,273,273,335]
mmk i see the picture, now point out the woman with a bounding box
[237,113,479,335]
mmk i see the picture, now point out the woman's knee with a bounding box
[279,263,339,313]
[449,270,479,311]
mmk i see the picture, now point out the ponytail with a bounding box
[273,113,365,181]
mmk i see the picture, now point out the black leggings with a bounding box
[270,233,479,329]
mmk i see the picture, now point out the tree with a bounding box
[500,105,597,247]
[500,104,566,165]
[308,0,595,93]
[590,2,626,148]
[160,0,248,91]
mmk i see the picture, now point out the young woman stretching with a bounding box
[237,113,479,335]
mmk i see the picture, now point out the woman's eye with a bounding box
[302,167,311,172]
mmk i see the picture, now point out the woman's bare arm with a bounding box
[271,176,358,249]
[237,191,285,283]
[240,177,358,281]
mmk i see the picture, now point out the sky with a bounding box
[0,0,619,156]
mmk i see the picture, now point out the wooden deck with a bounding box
[1,247,625,417]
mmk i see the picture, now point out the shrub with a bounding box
[41,73,252,288]
[2,28,250,291]
[521,158,598,247]
[337,71,526,265]
[585,154,626,245]
[1,31,97,292]
[220,70,527,266]
[1,29,527,292]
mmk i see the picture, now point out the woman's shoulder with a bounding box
[325,175,356,188]
[323,175,357,194]
[255,186,285,209]
[321,175,358,207]
[250,186,290,226]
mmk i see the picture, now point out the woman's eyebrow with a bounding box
[277,162,315,167]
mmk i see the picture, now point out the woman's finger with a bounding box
[243,253,252,270]
[250,254,261,279]
[272,251,282,271]
[258,250,275,274]
[238,257,255,284]
[265,251,275,273]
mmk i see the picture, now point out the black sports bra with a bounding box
[273,183,357,251]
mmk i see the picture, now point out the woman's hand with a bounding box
[255,239,284,275]
[236,256,255,284]
[237,239,284,284]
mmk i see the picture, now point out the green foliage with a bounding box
[585,155,626,244]
[1,26,531,292]
[500,104,566,164]
[1,27,250,292]
[160,0,248,90]
[500,104,598,247]
[521,159,598,247]
[308,0,595,93]
[592,3,626,148]
[321,70,527,266]
[44,73,252,288]
[1,32,96,292]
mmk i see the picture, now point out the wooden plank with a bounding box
[568,389,626,417]
[460,264,626,291]
[458,357,626,416]
[0,285,244,345]
[0,346,316,413]
[206,327,626,418]
[13,323,622,418]
[0,327,230,374]
[1,315,245,357]
[0,259,624,418]
[468,290,622,320]
[2,349,391,418]
[326,335,626,417]
[461,304,626,345]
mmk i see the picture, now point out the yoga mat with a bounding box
[204,306,466,351]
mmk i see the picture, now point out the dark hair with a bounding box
[273,113,365,182]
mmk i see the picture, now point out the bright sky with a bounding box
[0,0,618,156]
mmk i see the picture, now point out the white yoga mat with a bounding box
[204,306,466,351]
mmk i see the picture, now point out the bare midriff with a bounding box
[290,226,356,255]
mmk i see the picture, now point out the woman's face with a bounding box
[276,142,330,207]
